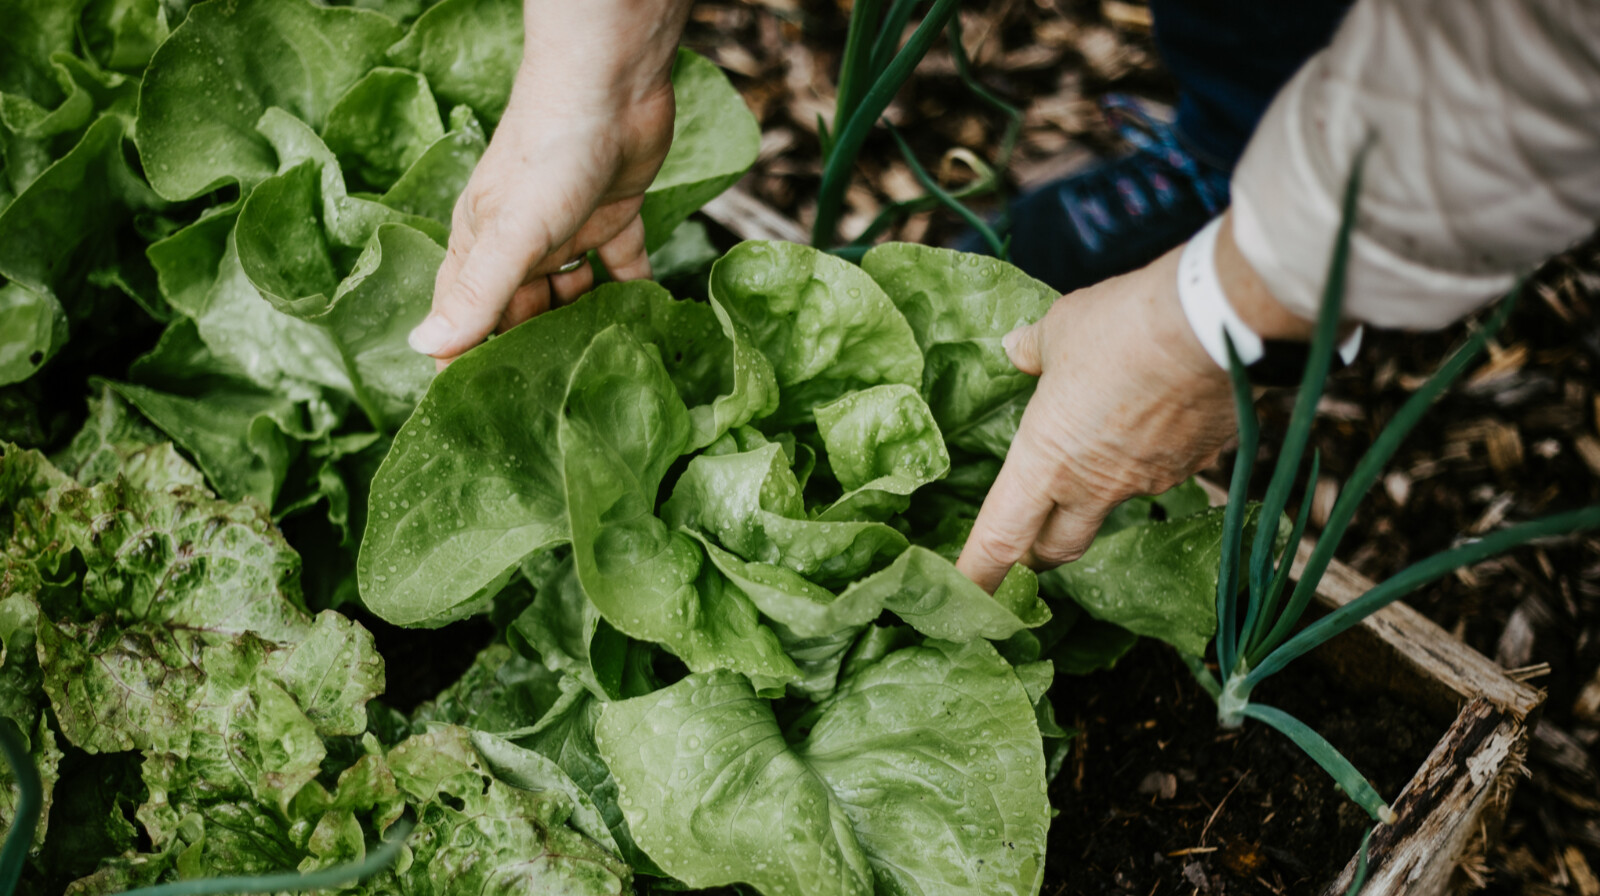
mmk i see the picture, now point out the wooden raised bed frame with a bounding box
[1301,536,1542,894]
[704,188,1545,895]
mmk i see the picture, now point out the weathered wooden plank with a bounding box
[1320,698,1527,895]
[1196,478,1541,720]
[701,186,809,244]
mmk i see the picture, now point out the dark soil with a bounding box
[1043,641,1435,895]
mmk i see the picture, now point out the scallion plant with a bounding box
[814,0,1019,255]
[1190,157,1600,832]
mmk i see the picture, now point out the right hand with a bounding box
[955,245,1240,592]
[408,5,686,367]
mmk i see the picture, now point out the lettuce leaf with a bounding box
[861,243,1057,459]
[136,0,402,200]
[596,639,1049,896]
[711,241,923,426]
[561,325,798,690]
[361,282,773,627]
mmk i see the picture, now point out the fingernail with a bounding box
[408,314,455,355]
[1001,328,1022,355]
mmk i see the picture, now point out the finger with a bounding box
[412,228,544,362]
[549,258,595,306]
[957,429,1060,593]
[497,279,551,334]
[1001,320,1044,376]
[1024,501,1113,569]
[596,215,651,283]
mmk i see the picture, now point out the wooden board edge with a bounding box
[1320,697,1530,895]
[1196,478,1543,718]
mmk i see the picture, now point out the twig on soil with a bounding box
[1198,770,1249,847]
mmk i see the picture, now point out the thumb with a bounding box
[1002,321,1043,375]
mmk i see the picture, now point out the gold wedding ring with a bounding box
[555,257,586,274]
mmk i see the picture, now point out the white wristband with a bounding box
[1177,216,1362,373]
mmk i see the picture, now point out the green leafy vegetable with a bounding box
[596,639,1049,896]
[710,241,922,426]
[136,0,401,199]
[361,281,771,627]
[560,324,798,688]
[0,1,1249,883]
[385,0,520,124]
[640,49,762,249]
[861,243,1057,457]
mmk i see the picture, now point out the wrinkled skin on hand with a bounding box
[410,3,688,366]
[956,246,1240,593]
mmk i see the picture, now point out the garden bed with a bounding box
[1041,488,1545,894]
[700,188,1547,892]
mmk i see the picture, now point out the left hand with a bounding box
[408,0,691,367]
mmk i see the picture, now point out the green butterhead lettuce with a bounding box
[361,282,771,627]
[861,243,1057,458]
[663,439,908,586]
[561,325,798,688]
[596,639,1049,896]
[711,240,923,426]
[136,0,402,199]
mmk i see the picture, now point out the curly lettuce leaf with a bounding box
[596,639,1049,896]
[410,643,565,736]
[382,725,631,896]
[49,383,202,490]
[0,445,389,880]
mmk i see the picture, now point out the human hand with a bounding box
[408,1,690,366]
[957,213,1297,592]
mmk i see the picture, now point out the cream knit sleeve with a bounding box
[1229,0,1600,330]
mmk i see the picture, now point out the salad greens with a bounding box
[0,1,1245,894]
[355,239,1236,896]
